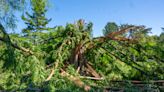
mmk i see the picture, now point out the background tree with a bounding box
[103,22,118,36]
[0,0,25,69]
[22,0,51,44]
[0,0,25,29]
[159,28,164,43]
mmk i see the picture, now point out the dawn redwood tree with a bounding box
[0,19,164,91]
[0,1,163,91]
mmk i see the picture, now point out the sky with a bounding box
[17,0,164,37]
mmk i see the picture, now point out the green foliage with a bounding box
[22,0,50,33]
[22,0,51,45]
[1,19,164,91]
[0,0,25,28]
[0,1,163,91]
[103,22,118,36]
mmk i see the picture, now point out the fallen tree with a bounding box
[0,20,163,91]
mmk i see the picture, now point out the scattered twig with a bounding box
[45,61,59,81]
[45,68,55,81]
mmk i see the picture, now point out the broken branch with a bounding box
[60,69,91,91]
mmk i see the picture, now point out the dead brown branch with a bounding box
[107,26,139,37]
[93,26,143,44]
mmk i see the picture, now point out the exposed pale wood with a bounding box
[93,26,143,44]
[60,69,91,91]
[12,43,34,55]
[80,76,104,80]
[2,40,34,55]
[85,63,101,78]
[45,68,54,81]
[107,26,138,37]
[76,66,81,73]
[45,61,59,81]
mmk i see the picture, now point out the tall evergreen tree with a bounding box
[22,0,51,38]
[22,0,51,45]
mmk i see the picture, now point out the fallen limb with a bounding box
[107,26,143,37]
[0,37,34,55]
[85,63,101,78]
[100,47,150,77]
[45,61,59,81]
[60,69,91,91]
[76,66,81,73]
[0,23,34,55]
[79,76,104,80]
[93,26,143,44]
[45,68,55,81]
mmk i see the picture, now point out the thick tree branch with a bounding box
[0,36,34,55]
[93,26,143,43]
[107,26,144,37]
